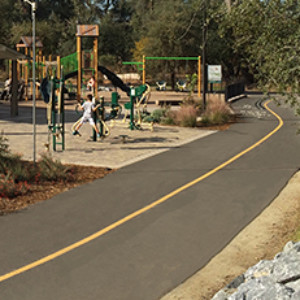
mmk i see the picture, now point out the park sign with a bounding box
[208,65,222,83]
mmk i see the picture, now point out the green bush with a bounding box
[38,153,74,182]
[0,134,9,155]
[0,174,30,199]
[0,134,74,200]
[160,116,176,126]
[150,109,168,123]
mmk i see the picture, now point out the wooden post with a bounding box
[57,56,61,79]
[30,49,33,99]
[11,60,18,117]
[77,36,82,101]
[198,56,201,98]
[25,48,28,101]
[17,47,20,80]
[39,49,42,81]
[94,38,98,98]
[42,56,46,78]
[36,54,39,97]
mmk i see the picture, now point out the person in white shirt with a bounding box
[87,76,95,93]
[72,94,100,138]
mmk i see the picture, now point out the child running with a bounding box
[73,94,100,138]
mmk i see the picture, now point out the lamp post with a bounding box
[23,0,37,163]
[202,0,208,110]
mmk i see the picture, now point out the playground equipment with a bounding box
[72,81,152,141]
[71,91,122,141]
[123,56,201,96]
[76,25,99,100]
[15,36,44,101]
[156,80,167,91]
[176,79,187,92]
[37,24,155,147]
[140,56,201,97]
[122,83,152,130]
[40,71,65,151]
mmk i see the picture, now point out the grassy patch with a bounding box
[200,99,233,126]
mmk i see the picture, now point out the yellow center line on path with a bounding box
[0,100,283,283]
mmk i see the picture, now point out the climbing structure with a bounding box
[76,25,99,100]
[16,36,44,101]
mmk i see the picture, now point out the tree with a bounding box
[217,0,300,101]
[130,0,205,88]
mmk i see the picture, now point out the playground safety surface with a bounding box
[0,99,217,169]
[0,96,217,214]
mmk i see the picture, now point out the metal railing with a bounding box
[225,82,245,101]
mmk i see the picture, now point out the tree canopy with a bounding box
[0,0,298,100]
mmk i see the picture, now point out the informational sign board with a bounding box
[208,65,222,83]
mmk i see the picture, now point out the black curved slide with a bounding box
[64,65,131,95]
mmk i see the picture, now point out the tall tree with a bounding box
[131,0,205,87]
[217,0,300,99]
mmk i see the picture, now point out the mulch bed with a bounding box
[0,165,114,215]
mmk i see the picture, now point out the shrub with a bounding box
[160,115,176,126]
[38,153,74,182]
[150,109,168,123]
[0,133,9,155]
[142,108,170,123]
[0,174,30,199]
[201,100,232,126]
[174,105,198,127]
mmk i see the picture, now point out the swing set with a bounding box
[123,56,201,96]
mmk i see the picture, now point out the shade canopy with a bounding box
[0,44,26,60]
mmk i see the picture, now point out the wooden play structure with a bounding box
[15,36,43,101]
[76,25,99,100]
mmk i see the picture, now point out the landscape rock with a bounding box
[211,241,300,299]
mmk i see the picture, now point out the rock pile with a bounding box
[212,241,300,300]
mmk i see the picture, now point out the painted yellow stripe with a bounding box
[0,100,283,283]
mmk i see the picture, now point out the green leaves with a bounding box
[217,0,300,101]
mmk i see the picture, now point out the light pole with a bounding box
[23,0,37,163]
[202,0,208,110]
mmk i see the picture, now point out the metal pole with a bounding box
[32,1,36,163]
[198,56,201,98]
[142,55,145,85]
[202,0,207,110]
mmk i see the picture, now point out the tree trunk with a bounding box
[225,0,231,12]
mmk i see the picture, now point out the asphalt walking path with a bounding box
[1,97,300,299]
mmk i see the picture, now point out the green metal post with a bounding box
[99,97,104,137]
[130,88,135,130]
[52,109,56,151]
[145,57,199,61]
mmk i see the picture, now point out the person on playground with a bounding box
[73,94,100,138]
[87,75,95,93]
